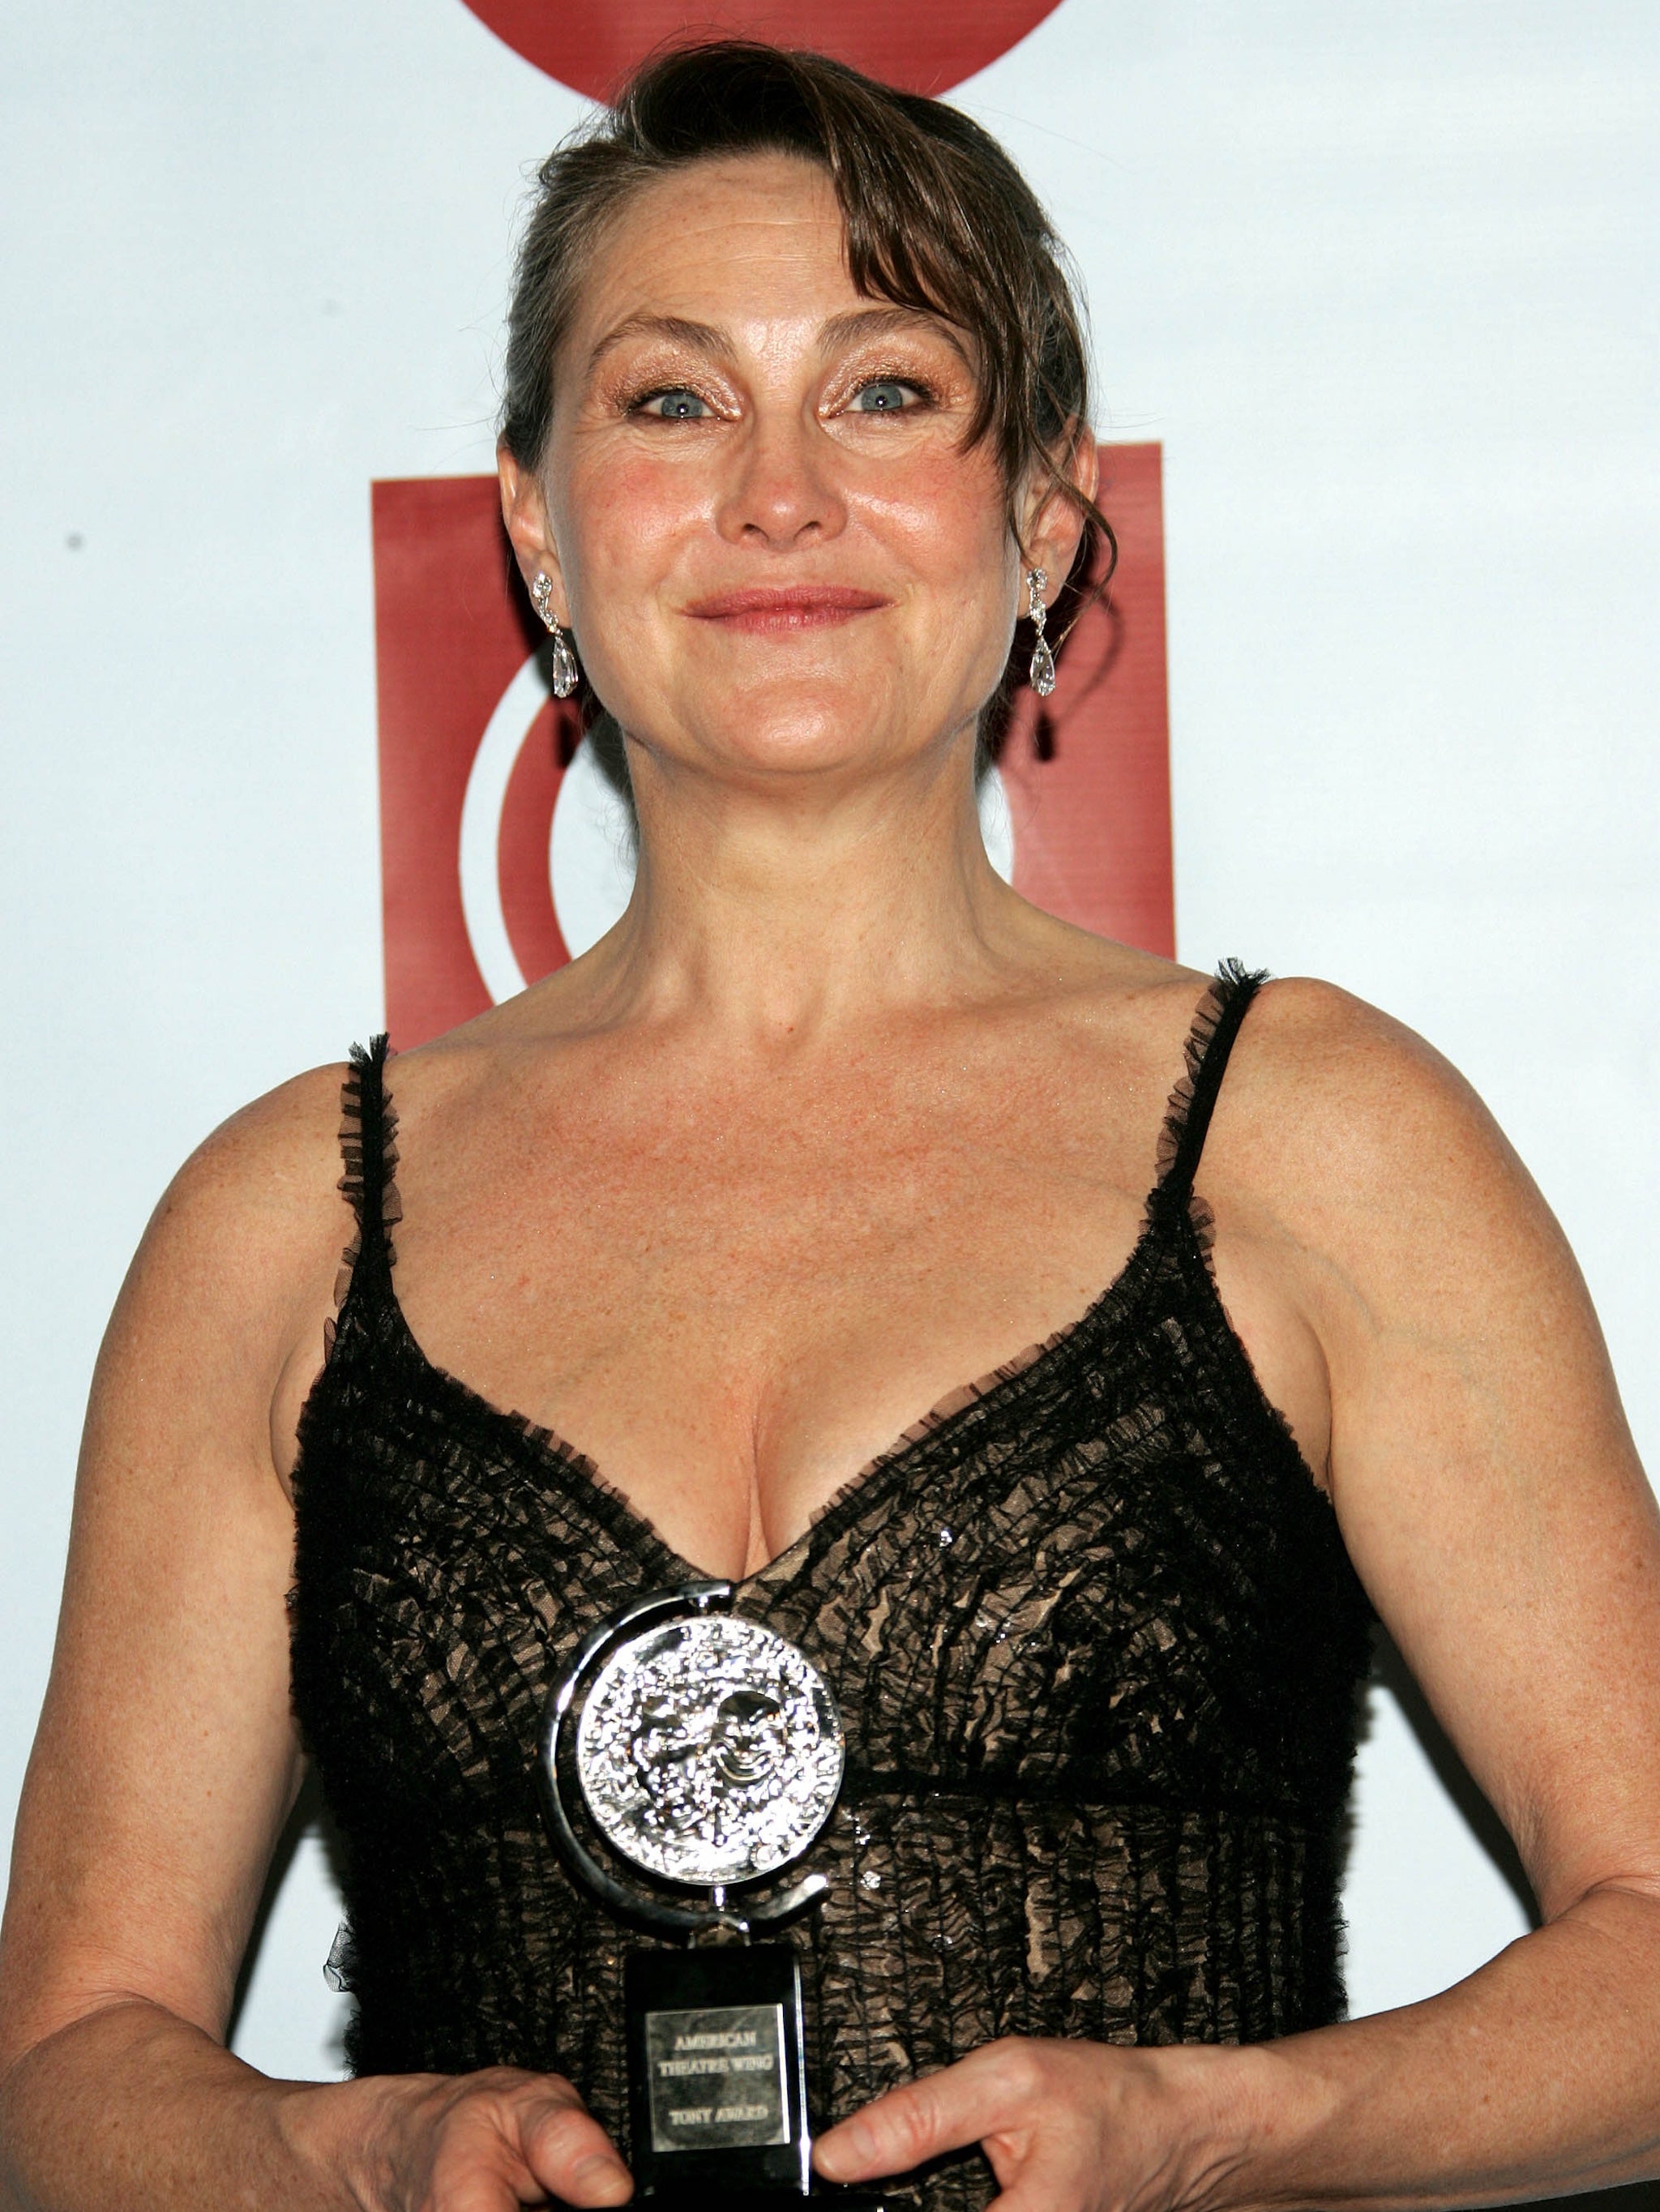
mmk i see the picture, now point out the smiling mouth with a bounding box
[683,586,890,631]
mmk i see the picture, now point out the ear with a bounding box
[497,442,569,624]
[1015,423,1100,606]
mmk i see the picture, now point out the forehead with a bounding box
[570,152,860,344]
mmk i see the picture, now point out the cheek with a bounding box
[852,450,1011,593]
[562,450,709,613]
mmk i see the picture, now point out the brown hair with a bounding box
[499,39,1112,589]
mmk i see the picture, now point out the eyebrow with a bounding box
[816,306,973,369]
[585,313,731,377]
[584,303,973,379]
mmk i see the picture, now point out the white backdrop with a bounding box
[3,0,1658,2159]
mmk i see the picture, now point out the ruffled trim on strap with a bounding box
[1151,961,1269,1251]
[796,1308,1113,1544]
[325,1034,402,1353]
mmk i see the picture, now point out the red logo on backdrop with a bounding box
[371,454,1174,1052]
[458,1,1064,100]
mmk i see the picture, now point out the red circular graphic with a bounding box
[459,1,1064,99]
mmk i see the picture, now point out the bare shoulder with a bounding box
[1207,973,1549,1252]
[1225,971,1478,1115]
[97,1058,362,1487]
[133,1057,354,1291]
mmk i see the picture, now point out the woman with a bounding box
[2,38,1658,2212]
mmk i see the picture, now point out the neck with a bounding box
[573,726,1032,1046]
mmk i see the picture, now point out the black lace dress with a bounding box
[289,963,1375,2209]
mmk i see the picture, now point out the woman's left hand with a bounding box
[811,2035,1263,2212]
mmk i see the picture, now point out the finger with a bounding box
[814,2046,1033,2183]
[519,2090,633,2206]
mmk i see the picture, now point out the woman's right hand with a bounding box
[356,2067,634,2210]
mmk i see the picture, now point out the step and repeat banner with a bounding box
[3,0,1658,2111]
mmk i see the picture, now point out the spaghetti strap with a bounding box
[332,1033,401,1310]
[1154,960,1268,1208]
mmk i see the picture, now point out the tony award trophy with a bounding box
[540,1582,885,2210]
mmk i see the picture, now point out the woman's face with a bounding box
[503,152,1085,794]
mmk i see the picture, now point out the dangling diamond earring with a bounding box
[530,571,580,700]
[1025,567,1055,698]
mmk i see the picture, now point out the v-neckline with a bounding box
[373,1201,1172,1590]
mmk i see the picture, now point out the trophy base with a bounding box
[625,1948,885,2212]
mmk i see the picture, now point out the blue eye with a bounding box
[852,379,916,413]
[644,389,708,419]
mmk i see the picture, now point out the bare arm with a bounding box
[816,980,1660,2210]
[0,1074,631,2212]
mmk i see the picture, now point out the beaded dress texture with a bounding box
[289,964,1375,2210]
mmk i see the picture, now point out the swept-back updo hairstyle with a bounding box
[499,38,1111,591]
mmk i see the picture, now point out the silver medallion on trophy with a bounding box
[540,1582,884,2208]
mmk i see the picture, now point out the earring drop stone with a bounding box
[549,629,580,699]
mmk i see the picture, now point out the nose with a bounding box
[714,408,847,550]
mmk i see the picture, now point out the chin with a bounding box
[684,680,919,779]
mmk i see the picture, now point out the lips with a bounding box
[683,586,889,631]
